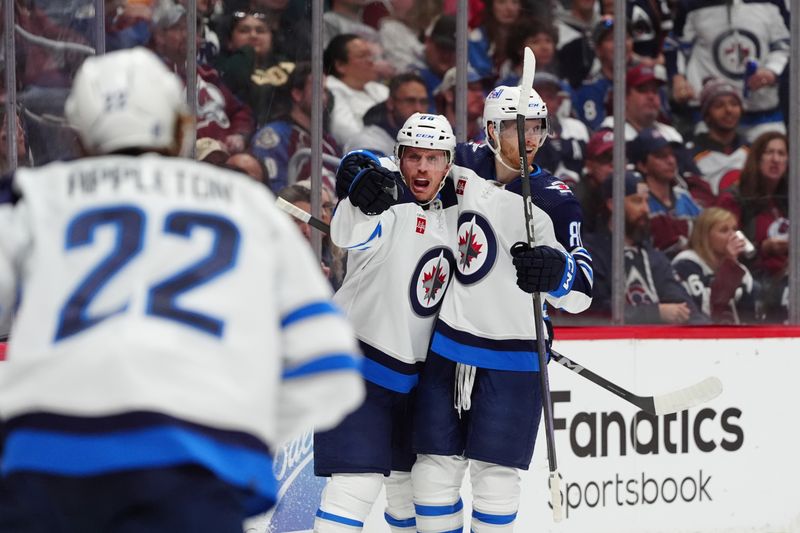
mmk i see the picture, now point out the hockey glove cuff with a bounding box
[510,242,568,294]
[335,150,381,199]
[349,166,399,215]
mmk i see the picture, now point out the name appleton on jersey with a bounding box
[67,166,233,202]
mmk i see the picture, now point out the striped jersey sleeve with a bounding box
[273,213,364,444]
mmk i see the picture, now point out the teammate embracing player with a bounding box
[314,113,459,533]
[410,85,594,532]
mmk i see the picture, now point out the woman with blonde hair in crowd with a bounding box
[672,207,757,324]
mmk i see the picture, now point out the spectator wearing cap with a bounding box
[630,127,702,258]
[497,17,560,87]
[323,0,395,80]
[598,64,676,141]
[467,0,525,79]
[432,66,487,143]
[583,170,708,324]
[532,72,589,186]
[251,62,341,193]
[416,15,457,103]
[196,137,230,167]
[572,16,634,130]
[690,78,749,200]
[149,0,255,154]
[323,33,390,147]
[575,128,614,233]
[344,72,430,155]
[665,0,789,143]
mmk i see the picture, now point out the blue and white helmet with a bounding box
[65,47,188,155]
[482,85,550,148]
[395,112,456,164]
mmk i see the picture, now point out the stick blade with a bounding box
[518,47,536,107]
[652,376,723,415]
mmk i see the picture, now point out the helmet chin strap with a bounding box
[487,126,530,175]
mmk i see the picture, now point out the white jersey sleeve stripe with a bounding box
[280,300,342,328]
[343,221,382,250]
[282,353,361,380]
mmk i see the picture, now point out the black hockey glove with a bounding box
[349,166,399,215]
[335,150,381,199]
[510,242,567,294]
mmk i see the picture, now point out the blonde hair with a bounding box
[689,207,737,267]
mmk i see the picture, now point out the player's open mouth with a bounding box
[412,178,431,192]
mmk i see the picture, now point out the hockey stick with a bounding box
[516,47,562,522]
[276,197,331,233]
[550,349,723,416]
[274,201,726,417]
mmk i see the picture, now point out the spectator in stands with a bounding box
[690,78,749,201]
[150,0,254,153]
[243,0,312,61]
[196,137,230,167]
[672,207,758,324]
[468,0,525,79]
[666,0,790,142]
[226,152,268,184]
[213,10,295,127]
[576,128,614,234]
[630,127,702,258]
[277,183,344,288]
[556,0,600,89]
[718,131,788,300]
[624,0,671,65]
[251,62,341,193]
[416,15,457,108]
[105,0,155,51]
[432,66,487,143]
[378,0,436,73]
[344,72,429,155]
[572,16,634,131]
[497,17,559,86]
[323,34,389,147]
[584,170,708,324]
[323,0,394,79]
[532,72,589,186]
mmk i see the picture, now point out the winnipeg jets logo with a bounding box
[546,180,573,195]
[421,263,447,303]
[712,28,760,79]
[458,220,483,268]
[409,247,456,317]
[455,212,497,285]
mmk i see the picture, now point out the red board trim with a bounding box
[554,325,800,340]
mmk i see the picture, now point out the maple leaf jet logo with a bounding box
[421,252,448,304]
[458,216,483,269]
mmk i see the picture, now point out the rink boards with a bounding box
[5,328,800,533]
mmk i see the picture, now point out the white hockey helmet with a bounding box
[482,85,550,148]
[65,47,188,155]
[395,112,456,164]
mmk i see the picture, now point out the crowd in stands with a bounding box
[0,0,793,324]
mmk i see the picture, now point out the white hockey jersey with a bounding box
[0,154,364,514]
[331,162,458,392]
[430,146,593,372]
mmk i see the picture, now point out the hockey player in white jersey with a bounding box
[411,86,593,532]
[0,48,364,533]
[313,113,458,533]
